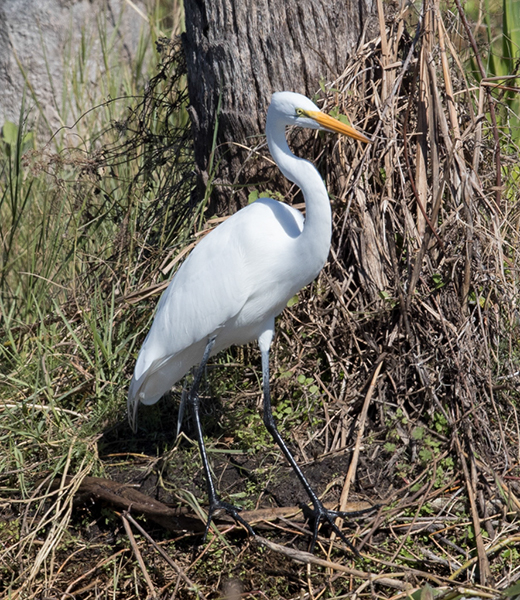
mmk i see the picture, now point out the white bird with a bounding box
[128,91,370,552]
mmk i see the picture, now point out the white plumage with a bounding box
[128,197,306,410]
[128,91,370,551]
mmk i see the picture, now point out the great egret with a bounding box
[128,91,370,552]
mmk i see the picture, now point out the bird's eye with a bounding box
[295,108,305,117]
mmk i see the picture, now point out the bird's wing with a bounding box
[132,222,249,378]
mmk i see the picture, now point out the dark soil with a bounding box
[97,394,384,544]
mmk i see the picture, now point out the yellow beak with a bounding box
[304,109,371,144]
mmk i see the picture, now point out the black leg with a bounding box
[260,345,371,553]
[189,336,255,541]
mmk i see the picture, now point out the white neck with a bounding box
[266,112,332,276]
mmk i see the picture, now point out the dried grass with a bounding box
[2,1,520,598]
[272,0,520,590]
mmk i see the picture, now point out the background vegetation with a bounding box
[1,0,519,598]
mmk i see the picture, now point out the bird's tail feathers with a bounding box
[176,386,188,439]
[127,376,141,433]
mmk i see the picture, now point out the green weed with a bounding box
[0,0,192,541]
[467,0,520,145]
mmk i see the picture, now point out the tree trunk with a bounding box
[182,0,376,212]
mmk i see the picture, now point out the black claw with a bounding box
[304,502,377,554]
[202,497,256,542]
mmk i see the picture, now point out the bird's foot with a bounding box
[303,501,377,554]
[202,496,256,543]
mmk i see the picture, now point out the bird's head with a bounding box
[269,91,370,143]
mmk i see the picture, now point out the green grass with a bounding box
[0,4,199,595]
[466,0,520,146]
[0,0,191,493]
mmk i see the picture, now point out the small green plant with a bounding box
[2,120,34,157]
[379,289,396,307]
[384,441,397,453]
[247,188,284,203]
[234,408,271,453]
[468,0,520,144]
[433,411,449,434]
[431,273,445,290]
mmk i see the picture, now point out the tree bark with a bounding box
[182,0,376,212]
